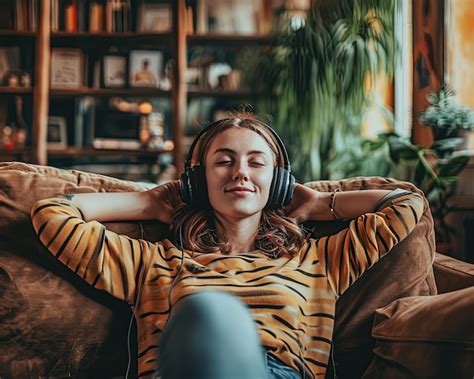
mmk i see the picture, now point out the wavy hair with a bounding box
[171,112,305,258]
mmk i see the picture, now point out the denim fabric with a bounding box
[159,291,303,379]
[266,354,302,379]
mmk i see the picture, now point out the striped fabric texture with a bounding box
[31,191,423,378]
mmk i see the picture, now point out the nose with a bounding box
[232,162,249,182]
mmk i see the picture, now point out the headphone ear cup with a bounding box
[267,167,282,210]
[190,165,209,208]
[179,171,192,204]
[283,173,296,206]
[268,168,295,210]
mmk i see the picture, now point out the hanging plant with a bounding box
[250,0,399,181]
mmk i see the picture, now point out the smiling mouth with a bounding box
[225,188,255,193]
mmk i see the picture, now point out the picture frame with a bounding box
[101,53,128,88]
[47,116,67,148]
[0,47,20,86]
[129,50,162,88]
[50,48,83,89]
[138,3,172,33]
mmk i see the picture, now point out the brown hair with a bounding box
[171,112,305,258]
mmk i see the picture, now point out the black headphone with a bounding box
[179,118,295,210]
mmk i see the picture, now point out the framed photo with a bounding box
[0,47,20,86]
[138,3,172,32]
[50,48,83,89]
[47,116,67,148]
[101,53,128,87]
[129,50,162,88]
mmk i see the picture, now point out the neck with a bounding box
[214,212,261,255]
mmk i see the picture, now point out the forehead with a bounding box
[207,128,273,155]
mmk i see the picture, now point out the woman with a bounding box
[31,114,423,379]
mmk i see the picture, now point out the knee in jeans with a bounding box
[175,291,250,323]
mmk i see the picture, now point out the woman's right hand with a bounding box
[145,180,183,224]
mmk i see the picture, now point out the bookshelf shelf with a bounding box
[0,87,33,95]
[50,88,172,98]
[51,32,173,47]
[187,88,255,98]
[188,34,274,47]
[0,147,32,158]
[47,147,171,158]
[0,31,36,38]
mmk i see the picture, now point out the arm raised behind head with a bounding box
[62,180,181,224]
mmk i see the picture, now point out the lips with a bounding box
[225,186,255,193]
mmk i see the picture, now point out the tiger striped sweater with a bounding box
[31,190,423,378]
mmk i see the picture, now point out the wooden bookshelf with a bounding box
[0,0,274,179]
[0,31,36,38]
[188,34,274,47]
[0,87,33,95]
[50,32,173,48]
[187,88,255,98]
[47,147,171,158]
[49,88,172,98]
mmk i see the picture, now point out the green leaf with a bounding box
[431,138,464,152]
[438,155,470,177]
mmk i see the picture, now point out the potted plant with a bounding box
[419,85,474,149]
[249,0,399,181]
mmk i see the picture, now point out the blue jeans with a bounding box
[160,291,301,379]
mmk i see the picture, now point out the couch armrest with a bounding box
[433,253,474,294]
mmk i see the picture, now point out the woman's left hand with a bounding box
[283,183,321,224]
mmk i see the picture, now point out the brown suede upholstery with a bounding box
[433,253,474,294]
[305,178,437,378]
[0,162,470,378]
[363,287,474,378]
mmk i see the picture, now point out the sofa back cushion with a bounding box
[305,177,437,379]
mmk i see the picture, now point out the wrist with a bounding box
[311,191,330,221]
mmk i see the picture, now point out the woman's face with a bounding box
[204,128,275,220]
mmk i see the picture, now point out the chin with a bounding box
[215,205,262,219]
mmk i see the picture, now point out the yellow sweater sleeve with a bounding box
[315,191,424,297]
[31,198,157,304]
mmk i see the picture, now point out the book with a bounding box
[64,0,78,32]
[50,48,83,88]
[89,1,104,32]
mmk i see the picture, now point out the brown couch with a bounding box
[0,162,473,378]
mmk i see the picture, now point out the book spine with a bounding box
[65,0,78,32]
[77,0,85,32]
[89,2,100,32]
[105,0,111,32]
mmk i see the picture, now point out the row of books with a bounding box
[0,0,38,31]
[51,0,172,33]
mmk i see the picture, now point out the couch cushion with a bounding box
[363,287,474,378]
[0,161,167,243]
[433,253,474,294]
[304,177,437,379]
[0,162,168,377]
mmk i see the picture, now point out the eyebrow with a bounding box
[212,148,268,156]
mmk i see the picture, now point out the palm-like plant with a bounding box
[251,0,399,181]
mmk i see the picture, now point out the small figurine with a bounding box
[7,73,19,87]
[20,72,31,87]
